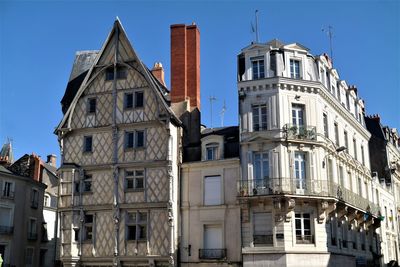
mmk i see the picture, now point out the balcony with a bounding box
[0,225,13,234]
[283,123,316,141]
[238,178,379,215]
[199,249,227,260]
[28,232,38,240]
[253,234,273,246]
[1,190,15,200]
[296,235,314,244]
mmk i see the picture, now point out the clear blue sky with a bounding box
[0,0,399,164]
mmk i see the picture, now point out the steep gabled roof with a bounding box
[56,18,180,133]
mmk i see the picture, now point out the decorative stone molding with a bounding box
[285,198,296,222]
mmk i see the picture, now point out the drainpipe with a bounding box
[166,120,175,266]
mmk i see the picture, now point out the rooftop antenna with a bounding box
[220,100,226,127]
[251,10,260,43]
[322,25,334,62]
[209,96,217,128]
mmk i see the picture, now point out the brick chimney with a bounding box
[47,154,57,167]
[151,62,166,86]
[170,23,200,110]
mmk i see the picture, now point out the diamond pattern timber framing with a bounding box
[82,171,113,205]
[149,210,169,256]
[147,168,168,203]
[95,211,114,257]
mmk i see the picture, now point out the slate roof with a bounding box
[201,126,239,159]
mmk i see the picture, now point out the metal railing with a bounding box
[296,235,314,244]
[238,178,379,215]
[0,225,13,234]
[284,124,316,141]
[1,190,14,199]
[199,249,227,260]
[253,234,273,246]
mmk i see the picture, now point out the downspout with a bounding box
[55,135,63,265]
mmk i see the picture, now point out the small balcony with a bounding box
[283,123,316,141]
[1,190,15,200]
[28,232,38,240]
[296,235,314,244]
[199,249,227,260]
[0,225,13,234]
[238,178,379,215]
[253,234,273,246]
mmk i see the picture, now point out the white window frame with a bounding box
[295,212,313,244]
[292,104,305,127]
[205,143,219,161]
[44,194,51,207]
[251,57,265,80]
[290,59,301,79]
[253,152,269,189]
[252,104,267,131]
[294,152,307,191]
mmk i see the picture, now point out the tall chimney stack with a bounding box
[170,23,200,110]
[47,154,57,167]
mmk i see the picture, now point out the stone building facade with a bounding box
[56,19,181,267]
[237,40,382,267]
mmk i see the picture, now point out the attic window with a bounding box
[105,66,127,81]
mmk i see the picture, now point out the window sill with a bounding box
[81,191,93,195]
[125,188,145,193]
[126,239,147,243]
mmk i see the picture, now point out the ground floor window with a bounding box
[295,213,313,244]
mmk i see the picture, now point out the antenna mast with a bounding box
[255,10,260,43]
[322,25,334,61]
[220,100,226,127]
[209,96,217,128]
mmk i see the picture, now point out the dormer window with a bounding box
[290,59,301,79]
[252,57,265,80]
[105,66,127,81]
[206,143,219,160]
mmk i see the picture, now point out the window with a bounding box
[252,104,267,131]
[26,248,34,267]
[125,131,145,149]
[2,181,14,198]
[136,131,145,148]
[206,143,219,160]
[124,93,134,109]
[44,194,50,207]
[358,177,362,196]
[83,136,93,153]
[125,170,144,190]
[353,139,357,160]
[327,159,333,181]
[105,66,127,80]
[125,131,134,149]
[83,175,92,192]
[292,104,304,127]
[290,59,301,79]
[344,131,348,149]
[87,98,96,114]
[253,152,269,189]
[204,176,222,205]
[253,212,273,246]
[348,172,352,191]
[295,213,312,244]
[28,218,37,240]
[294,152,307,190]
[334,122,339,146]
[126,211,147,241]
[361,145,365,165]
[203,225,223,250]
[135,91,144,108]
[252,58,265,80]
[323,113,329,138]
[74,228,80,242]
[270,51,277,76]
[325,71,330,88]
[84,214,93,240]
[339,166,344,187]
[31,189,39,208]
[330,217,338,246]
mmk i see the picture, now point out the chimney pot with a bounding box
[47,154,57,167]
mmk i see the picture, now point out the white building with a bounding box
[237,40,381,267]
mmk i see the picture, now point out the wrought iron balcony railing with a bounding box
[0,225,13,234]
[253,234,273,246]
[238,178,379,215]
[28,232,38,240]
[296,235,314,244]
[199,249,227,260]
[2,190,15,199]
[283,123,316,141]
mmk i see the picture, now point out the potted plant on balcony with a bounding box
[240,184,248,196]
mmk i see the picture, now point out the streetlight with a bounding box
[323,146,347,168]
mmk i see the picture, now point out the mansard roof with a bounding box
[56,18,180,133]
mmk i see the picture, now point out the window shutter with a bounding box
[253,212,272,235]
[204,176,221,205]
[247,151,253,181]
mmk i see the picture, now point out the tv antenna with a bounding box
[322,25,334,62]
[209,96,217,128]
[220,100,226,127]
[251,10,260,43]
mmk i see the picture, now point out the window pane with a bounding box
[126,179,134,189]
[135,178,144,189]
[125,132,134,148]
[127,225,136,240]
[136,131,144,148]
[139,225,146,239]
[135,91,144,108]
[88,98,96,113]
[84,136,93,152]
[125,93,133,109]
